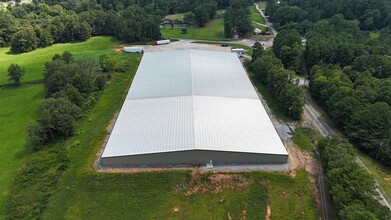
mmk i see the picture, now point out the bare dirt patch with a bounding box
[172,206,180,213]
[112,45,126,53]
[266,204,271,220]
[176,168,248,196]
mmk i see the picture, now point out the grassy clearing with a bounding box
[0,37,119,84]
[160,18,227,41]
[258,1,267,10]
[266,170,319,219]
[355,151,391,204]
[164,12,186,20]
[0,84,44,215]
[293,126,318,152]
[369,31,381,39]
[192,41,253,56]
[249,5,266,24]
[252,22,267,31]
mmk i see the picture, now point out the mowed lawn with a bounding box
[164,12,186,20]
[0,37,119,84]
[249,5,266,24]
[0,84,44,214]
[160,18,226,40]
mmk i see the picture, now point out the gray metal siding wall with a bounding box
[101,150,288,166]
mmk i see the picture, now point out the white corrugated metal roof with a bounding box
[102,49,287,159]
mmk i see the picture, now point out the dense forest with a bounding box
[266,0,391,167]
[266,0,391,31]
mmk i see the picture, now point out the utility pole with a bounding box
[376,141,384,161]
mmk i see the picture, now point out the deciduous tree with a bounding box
[7,63,25,85]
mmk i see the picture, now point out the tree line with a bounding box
[28,52,117,147]
[248,42,304,120]
[318,135,391,219]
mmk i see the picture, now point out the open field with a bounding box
[164,13,186,20]
[293,126,318,152]
[252,23,267,31]
[249,5,266,24]
[0,84,44,214]
[164,9,225,21]
[160,18,226,41]
[0,37,119,84]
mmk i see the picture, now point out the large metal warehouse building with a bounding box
[101,49,288,166]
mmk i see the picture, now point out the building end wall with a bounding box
[101,150,288,167]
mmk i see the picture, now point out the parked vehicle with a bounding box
[153,39,170,46]
[231,48,245,58]
[123,47,144,53]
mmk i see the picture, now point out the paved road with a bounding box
[303,102,334,137]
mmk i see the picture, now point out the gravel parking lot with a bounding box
[135,39,232,53]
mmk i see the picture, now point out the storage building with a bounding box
[101,49,288,166]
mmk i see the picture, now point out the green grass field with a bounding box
[249,5,266,24]
[164,13,186,20]
[293,126,319,152]
[252,22,267,31]
[0,37,119,84]
[258,1,267,10]
[0,84,44,215]
[160,18,226,41]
